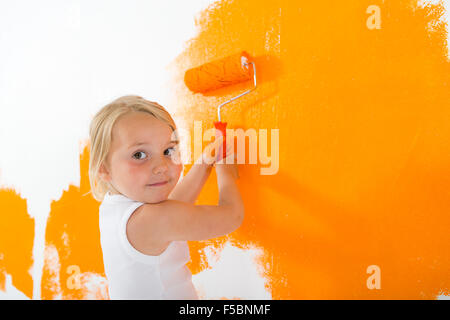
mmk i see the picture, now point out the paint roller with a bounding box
[184,51,257,166]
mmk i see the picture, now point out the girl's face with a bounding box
[99,112,182,203]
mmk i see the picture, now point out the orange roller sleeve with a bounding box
[184,51,253,94]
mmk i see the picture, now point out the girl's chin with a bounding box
[143,191,169,203]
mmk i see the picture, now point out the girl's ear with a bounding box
[98,163,111,183]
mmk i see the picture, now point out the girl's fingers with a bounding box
[203,135,241,164]
[201,136,224,164]
[202,152,215,165]
[206,136,223,153]
[211,136,224,150]
[225,144,234,156]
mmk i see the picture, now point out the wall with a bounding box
[0,0,449,299]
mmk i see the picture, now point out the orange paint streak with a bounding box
[41,143,108,299]
[171,0,450,299]
[0,189,34,298]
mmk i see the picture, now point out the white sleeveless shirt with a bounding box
[99,191,199,300]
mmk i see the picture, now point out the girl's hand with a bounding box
[202,135,236,166]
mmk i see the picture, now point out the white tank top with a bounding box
[99,191,199,300]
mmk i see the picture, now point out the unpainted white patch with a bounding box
[192,241,272,300]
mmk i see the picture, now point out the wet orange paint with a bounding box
[41,143,108,299]
[0,189,34,298]
[169,0,450,299]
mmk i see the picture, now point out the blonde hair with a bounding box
[88,95,178,202]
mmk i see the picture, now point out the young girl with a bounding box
[88,95,244,300]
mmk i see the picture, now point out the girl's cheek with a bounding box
[126,160,146,175]
[126,157,141,166]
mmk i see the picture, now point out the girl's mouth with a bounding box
[147,180,168,187]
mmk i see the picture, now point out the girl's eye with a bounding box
[164,147,176,156]
[133,151,147,160]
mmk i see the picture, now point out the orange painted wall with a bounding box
[1,0,449,299]
[169,0,450,299]
[41,147,108,299]
[0,189,34,298]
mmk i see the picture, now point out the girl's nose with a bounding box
[152,157,169,175]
